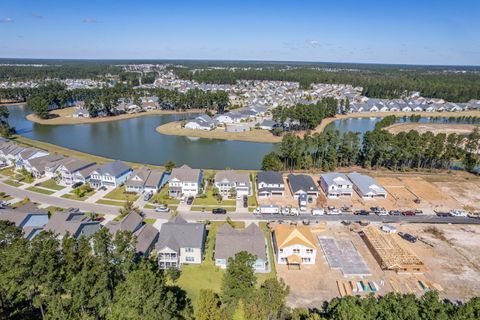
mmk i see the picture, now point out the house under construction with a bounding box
[361,226,426,273]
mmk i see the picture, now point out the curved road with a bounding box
[1,181,479,224]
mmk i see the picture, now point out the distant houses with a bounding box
[184,115,215,131]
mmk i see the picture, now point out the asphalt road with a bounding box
[2,182,479,225]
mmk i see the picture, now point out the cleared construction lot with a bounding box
[276,222,480,308]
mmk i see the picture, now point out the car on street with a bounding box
[212,208,227,214]
[398,232,417,243]
[143,192,153,201]
[436,211,449,217]
[354,210,370,216]
[402,210,415,216]
[311,208,324,216]
[389,210,401,216]
[186,196,194,205]
[449,209,468,217]
[243,195,248,208]
[155,206,170,213]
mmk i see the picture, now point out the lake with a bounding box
[6,105,276,170]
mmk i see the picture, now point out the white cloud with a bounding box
[0,17,14,23]
[306,39,320,47]
[82,18,99,24]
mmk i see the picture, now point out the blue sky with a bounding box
[0,0,479,65]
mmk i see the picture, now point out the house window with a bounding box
[185,248,194,253]
[293,249,300,254]
[306,249,313,254]
[186,256,194,262]
[302,257,311,263]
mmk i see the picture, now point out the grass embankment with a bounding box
[11,135,164,170]
[26,107,202,126]
[25,186,55,195]
[103,186,139,202]
[95,199,126,207]
[156,121,282,143]
[39,179,65,191]
[3,179,23,187]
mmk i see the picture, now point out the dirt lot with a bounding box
[276,222,480,308]
[386,123,479,135]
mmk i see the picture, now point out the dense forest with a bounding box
[25,84,229,119]
[0,64,121,81]
[1,221,480,320]
[176,68,480,102]
[262,125,480,173]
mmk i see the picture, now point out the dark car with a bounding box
[436,212,450,217]
[398,232,417,243]
[389,210,401,216]
[243,195,248,208]
[402,210,416,216]
[212,208,227,214]
[72,181,83,188]
[354,210,370,216]
[186,196,194,205]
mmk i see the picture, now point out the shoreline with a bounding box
[155,121,283,143]
[26,107,202,126]
[385,122,479,135]
[0,102,26,107]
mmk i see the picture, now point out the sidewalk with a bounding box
[85,187,112,203]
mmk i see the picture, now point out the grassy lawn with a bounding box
[190,206,235,212]
[248,173,258,207]
[11,198,31,209]
[193,188,236,206]
[149,186,180,205]
[3,179,23,187]
[96,199,126,206]
[104,186,139,201]
[0,192,13,201]
[176,264,224,307]
[257,222,277,283]
[61,191,94,201]
[26,186,55,195]
[44,206,66,214]
[0,166,15,178]
[144,218,156,224]
[39,179,65,191]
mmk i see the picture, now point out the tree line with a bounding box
[2,221,479,320]
[26,84,229,119]
[176,68,480,102]
[0,64,121,81]
[262,126,480,173]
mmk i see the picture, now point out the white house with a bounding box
[320,173,353,198]
[214,170,251,198]
[347,172,387,199]
[256,171,285,197]
[89,160,132,189]
[184,114,215,131]
[125,167,164,194]
[272,224,317,266]
[168,165,203,198]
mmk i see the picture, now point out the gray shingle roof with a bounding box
[321,173,352,188]
[214,170,250,185]
[44,211,100,238]
[156,216,205,252]
[215,224,266,261]
[257,171,283,185]
[347,172,387,197]
[288,174,317,193]
[170,165,201,182]
[134,224,159,255]
[94,160,131,177]
[105,212,143,234]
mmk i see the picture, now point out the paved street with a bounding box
[2,181,480,225]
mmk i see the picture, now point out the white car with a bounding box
[311,208,324,216]
[290,208,299,216]
[449,209,468,217]
[327,208,341,215]
[155,206,170,213]
[281,206,291,215]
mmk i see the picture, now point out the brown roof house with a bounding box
[214,223,268,272]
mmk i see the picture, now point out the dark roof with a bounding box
[105,212,143,234]
[257,171,284,185]
[134,224,159,255]
[215,224,266,261]
[156,216,205,252]
[288,174,318,193]
[44,211,100,238]
[94,160,131,177]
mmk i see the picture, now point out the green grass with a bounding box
[144,218,156,224]
[3,179,22,187]
[44,206,66,214]
[257,222,277,283]
[248,173,258,207]
[96,199,126,206]
[104,186,139,201]
[176,264,224,307]
[0,166,15,178]
[190,206,235,212]
[39,179,65,191]
[11,198,31,209]
[149,186,180,205]
[26,186,54,195]
[193,188,236,206]
[144,203,157,209]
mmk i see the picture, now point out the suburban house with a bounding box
[347,172,387,199]
[105,212,159,256]
[14,148,49,170]
[57,158,97,185]
[319,173,353,198]
[89,160,132,189]
[214,224,268,272]
[214,170,251,198]
[24,154,65,178]
[155,216,206,269]
[184,114,215,131]
[287,174,319,199]
[0,204,49,240]
[125,167,164,194]
[168,165,203,198]
[72,164,99,185]
[259,119,276,130]
[256,171,285,197]
[44,209,101,240]
[272,224,317,267]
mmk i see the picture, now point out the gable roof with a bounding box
[215,224,266,261]
[321,173,352,187]
[170,165,201,182]
[256,171,284,185]
[288,174,317,193]
[44,210,100,238]
[272,224,317,249]
[105,212,143,234]
[347,172,387,196]
[94,160,131,177]
[214,170,250,185]
[156,216,205,252]
[61,158,96,173]
[134,224,159,255]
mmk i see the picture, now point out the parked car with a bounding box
[311,208,324,216]
[376,208,388,216]
[72,181,83,188]
[290,207,299,216]
[99,186,107,191]
[186,196,194,205]
[398,232,417,243]
[449,209,468,217]
[402,210,415,216]
[389,210,401,216]
[155,206,170,213]
[354,210,370,216]
[243,195,248,208]
[436,211,449,217]
[143,192,153,201]
[327,208,341,215]
[212,208,227,214]
[307,196,313,204]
